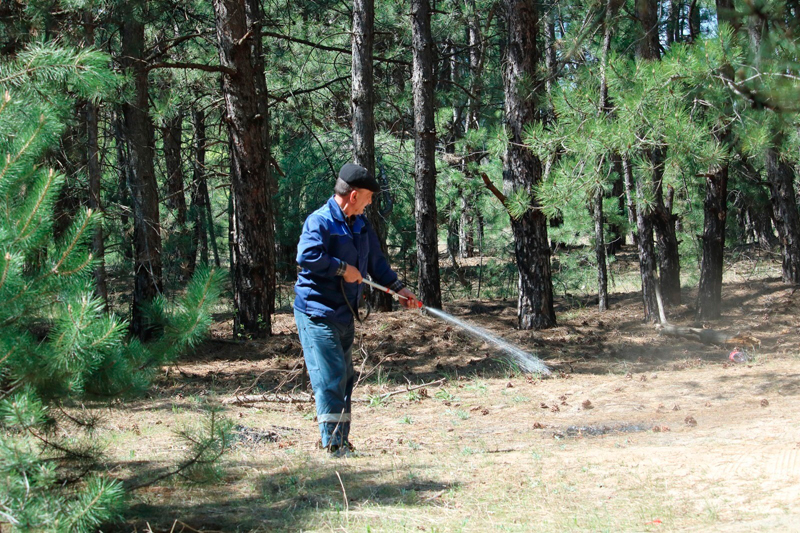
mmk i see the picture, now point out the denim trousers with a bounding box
[294,309,355,448]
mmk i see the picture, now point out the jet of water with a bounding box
[424,307,551,376]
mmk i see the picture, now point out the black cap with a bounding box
[338,163,381,193]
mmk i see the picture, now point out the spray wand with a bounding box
[362,278,423,308]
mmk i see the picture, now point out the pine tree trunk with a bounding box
[213,0,276,337]
[187,109,209,276]
[748,7,800,284]
[696,0,736,319]
[112,114,134,263]
[86,99,109,309]
[163,111,191,279]
[766,146,800,284]
[625,156,659,321]
[697,165,728,318]
[650,147,682,306]
[637,0,681,307]
[502,0,555,330]
[593,187,608,311]
[120,2,163,339]
[353,0,392,311]
[667,0,680,45]
[163,113,187,226]
[621,155,638,246]
[465,0,483,132]
[411,0,442,308]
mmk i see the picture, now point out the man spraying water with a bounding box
[294,163,419,457]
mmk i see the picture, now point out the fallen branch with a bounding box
[356,378,446,402]
[221,392,313,405]
[653,283,758,346]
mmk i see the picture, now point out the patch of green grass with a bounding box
[398,415,413,425]
[435,388,457,402]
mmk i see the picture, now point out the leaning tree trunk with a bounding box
[213,0,276,337]
[120,1,163,339]
[411,0,442,308]
[353,0,392,311]
[502,0,555,330]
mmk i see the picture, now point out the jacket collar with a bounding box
[327,196,365,233]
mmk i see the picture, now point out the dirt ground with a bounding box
[98,257,800,532]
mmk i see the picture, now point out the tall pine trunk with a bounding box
[187,108,209,277]
[213,0,276,337]
[626,156,659,321]
[749,8,800,284]
[353,0,392,311]
[766,145,800,283]
[502,0,555,330]
[120,1,163,339]
[86,99,108,309]
[411,0,442,308]
[163,111,191,279]
[636,0,681,308]
[696,0,735,319]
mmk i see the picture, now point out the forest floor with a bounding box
[99,248,800,532]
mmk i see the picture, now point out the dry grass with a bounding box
[90,250,800,532]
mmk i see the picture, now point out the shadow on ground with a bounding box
[112,460,457,532]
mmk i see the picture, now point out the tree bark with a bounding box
[696,0,737,319]
[502,0,555,330]
[86,98,109,309]
[766,145,800,284]
[187,109,208,276]
[593,187,608,311]
[162,111,192,279]
[626,156,659,322]
[120,1,163,339]
[213,0,276,337]
[637,0,681,307]
[352,0,392,311]
[411,0,442,308]
[81,12,108,309]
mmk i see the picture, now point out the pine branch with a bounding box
[0,114,45,185]
[261,30,410,66]
[147,62,236,76]
[479,172,508,207]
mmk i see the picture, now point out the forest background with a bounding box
[1,0,799,530]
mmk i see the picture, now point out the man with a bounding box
[294,163,419,457]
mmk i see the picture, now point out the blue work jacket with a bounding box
[294,196,399,324]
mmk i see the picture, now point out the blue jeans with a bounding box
[294,309,355,448]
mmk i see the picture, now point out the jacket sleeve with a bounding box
[296,214,345,277]
[365,218,402,290]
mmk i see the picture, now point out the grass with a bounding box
[95,255,800,532]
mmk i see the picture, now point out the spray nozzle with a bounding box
[361,278,422,308]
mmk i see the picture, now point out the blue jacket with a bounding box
[294,196,400,324]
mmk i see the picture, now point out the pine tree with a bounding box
[0,43,224,532]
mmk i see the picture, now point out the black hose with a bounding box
[340,278,370,323]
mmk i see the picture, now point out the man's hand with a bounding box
[342,264,363,283]
[397,288,420,309]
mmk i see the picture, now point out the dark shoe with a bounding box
[328,441,358,458]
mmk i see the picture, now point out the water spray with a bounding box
[362,278,550,376]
